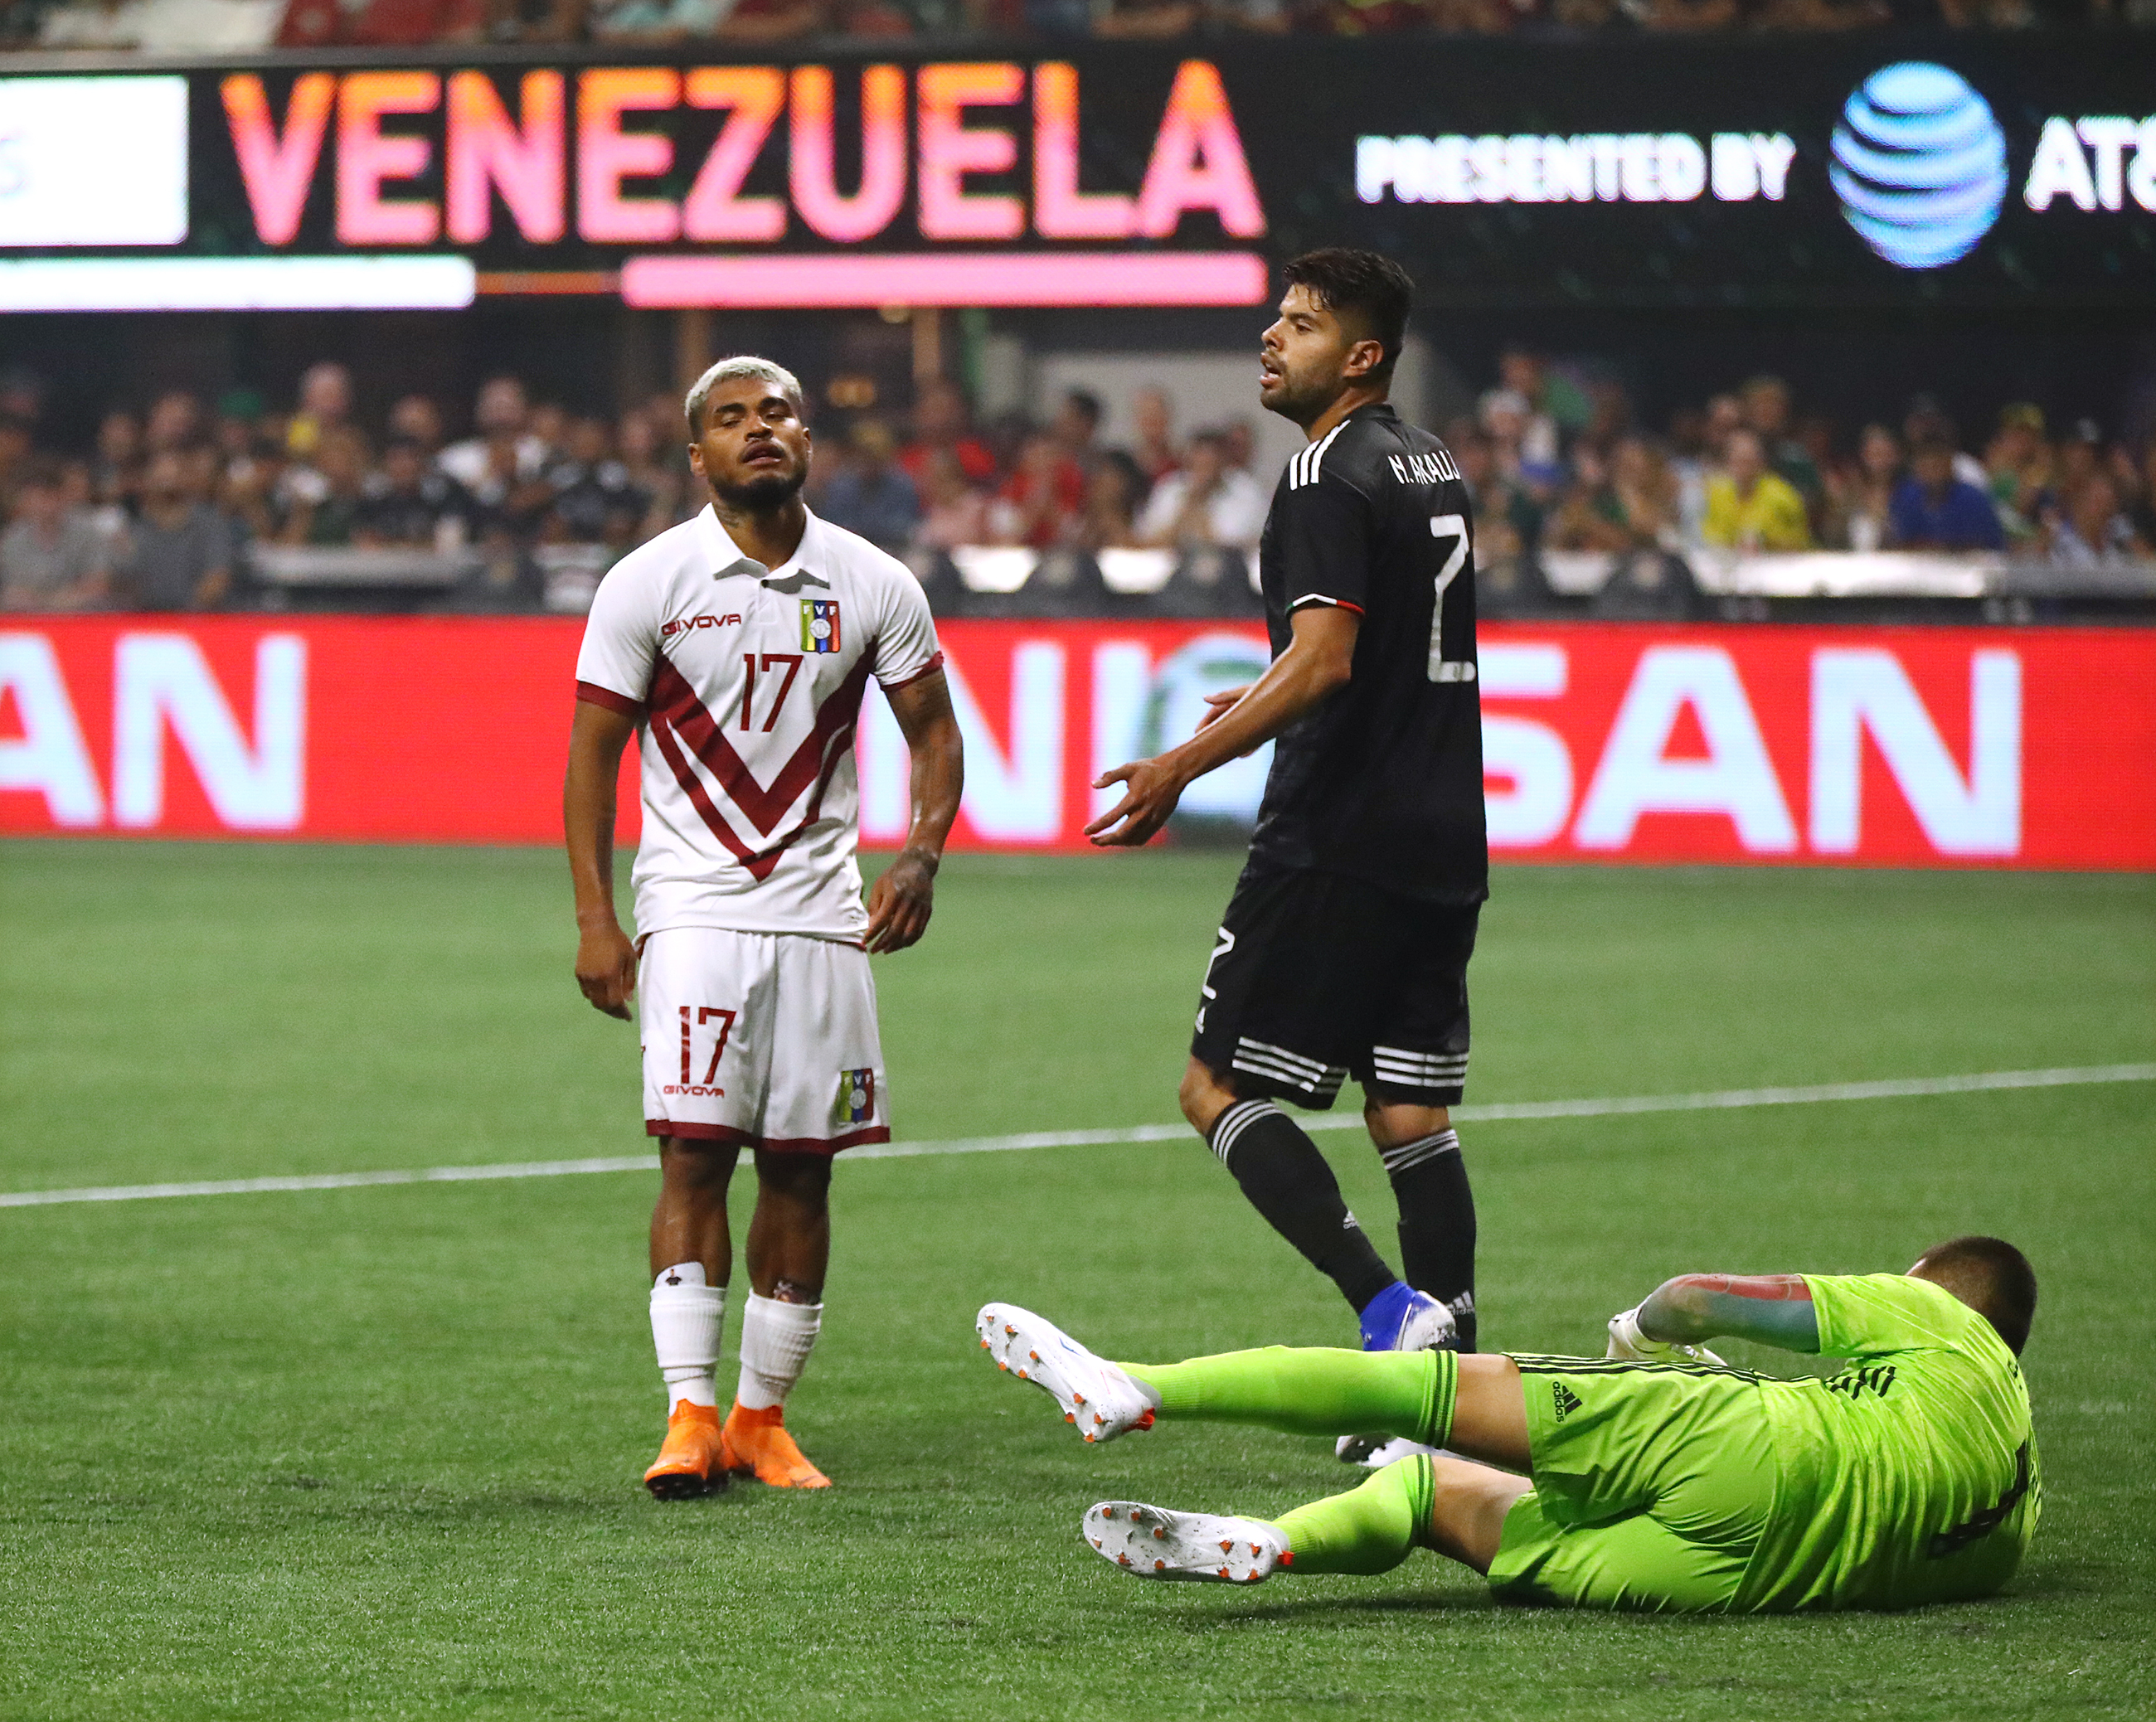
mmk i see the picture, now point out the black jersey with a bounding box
[1248,402,1487,904]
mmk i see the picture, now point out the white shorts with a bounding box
[638,927,889,1155]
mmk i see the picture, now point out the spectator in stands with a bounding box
[1221,419,1261,482]
[216,421,285,546]
[1129,387,1180,487]
[1051,389,1106,473]
[284,362,352,459]
[1983,404,2052,549]
[913,449,999,551]
[1479,387,1561,500]
[1076,451,1146,551]
[1498,346,1583,464]
[0,411,31,506]
[1702,429,1811,551]
[279,429,371,546]
[1836,424,1903,552]
[1456,431,1542,572]
[899,380,997,488]
[114,451,235,610]
[2042,473,2148,568]
[354,436,474,550]
[616,406,688,536]
[818,420,921,552]
[1610,436,1680,549]
[542,416,646,545]
[2050,420,2105,520]
[1136,429,1268,550]
[998,431,1085,548]
[1,459,110,611]
[529,400,571,467]
[439,377,553,540]
[143,390,206,458]
[2035,473,2139,569]
[1888,437,2004,551]
[2128,439,2156,554]
[1664,405,1716,545]
[88,410,141,516]
[388,394,448,461]
[1901,396,1989,492]
[1740,374,1823,511]
[441,376,549,492]
[1545,444,1633,554]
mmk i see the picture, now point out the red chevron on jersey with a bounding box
[645,654,874,880]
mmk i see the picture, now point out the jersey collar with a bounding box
[693,502,833,592]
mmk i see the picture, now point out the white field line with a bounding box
[2,1063,2149,1212]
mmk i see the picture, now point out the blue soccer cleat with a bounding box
[1358,1281,1459,1353]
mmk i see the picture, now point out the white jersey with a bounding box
[575,505,942,941]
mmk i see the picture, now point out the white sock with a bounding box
[736,1292,822,1411]
[650,1262,724,1410]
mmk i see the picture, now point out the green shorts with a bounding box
[1484,1355,1782,1613]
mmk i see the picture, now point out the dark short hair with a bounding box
[1914,1235,2037,1355]
[1064,389,1102,426]
[1283,248,1414,382]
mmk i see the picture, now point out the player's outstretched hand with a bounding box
[865,851,936,953]
[1606,1306,1726,1368]
[1085,757,1187,848]
[575,919,638,1020]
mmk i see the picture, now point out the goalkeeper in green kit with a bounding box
[978,1235,2038,1612]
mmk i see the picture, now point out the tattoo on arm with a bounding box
[1639,1273,1820,1354]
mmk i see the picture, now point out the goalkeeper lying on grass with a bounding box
[978,1235,2038,1613]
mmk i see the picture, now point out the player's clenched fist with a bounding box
[575,919,638,1019]
[864,851,938,953]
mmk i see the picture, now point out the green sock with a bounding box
[1270,1454,1438,1576]
[1121,1346,1456,1446]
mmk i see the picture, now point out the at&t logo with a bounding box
[1830,62,2007,270]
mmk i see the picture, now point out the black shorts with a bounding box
[1190,865,1480,1109]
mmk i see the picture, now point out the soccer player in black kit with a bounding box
[1090,250,1487,1443]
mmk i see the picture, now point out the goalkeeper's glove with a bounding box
[1605,1306,1726,1368]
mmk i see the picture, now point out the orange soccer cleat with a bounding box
[643,1400,728,1501]
[720,1402,832,1488]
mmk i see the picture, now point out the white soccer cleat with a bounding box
[1333,1433,1442,1469]
[1084,1501,1288,1584]
[975,1302,1155,1443]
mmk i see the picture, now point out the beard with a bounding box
[1260,362,1334,426]
[709,461,808,512]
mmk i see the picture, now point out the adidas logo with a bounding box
[1551,1382,1583,1422]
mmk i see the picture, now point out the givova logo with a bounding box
[1831,63,2007,270]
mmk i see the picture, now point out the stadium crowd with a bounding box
[6,0,2144,51]
[1,355,2151,615]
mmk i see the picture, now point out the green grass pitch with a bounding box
[2,841,2152,1720]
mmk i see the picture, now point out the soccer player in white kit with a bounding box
[563,357,964,1498]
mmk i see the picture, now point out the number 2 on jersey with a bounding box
[1427,514,1476,685]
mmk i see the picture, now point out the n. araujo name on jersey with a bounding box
[1386,449,1462,487]
[575,506,941,943]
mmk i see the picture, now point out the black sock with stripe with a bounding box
[1209,1099,1396,1314]
[1382,1129,1478,1351]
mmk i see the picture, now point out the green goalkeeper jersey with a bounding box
[1739,1273,2040,1611]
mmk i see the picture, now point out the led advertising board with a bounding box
[6,618,2154,870]
[0,40,2148,309]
